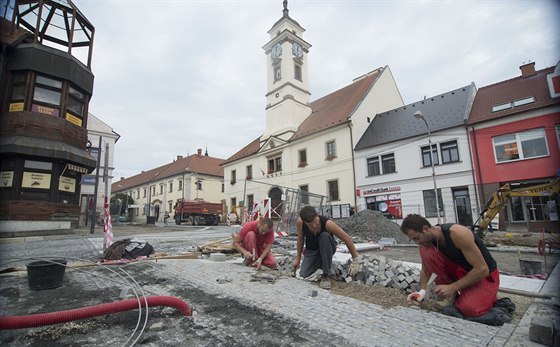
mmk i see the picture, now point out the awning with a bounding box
[0,135,97,171]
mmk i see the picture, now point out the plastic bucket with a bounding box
[26,259,67,291]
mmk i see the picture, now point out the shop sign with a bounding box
[362,185,401,196]
[9,102,24,112]
[1,171,14,187]
[32,104,59,117]
[82,176,96,185]
[58,176,76,192]
[22,172,51,189]
[65,113,83,126]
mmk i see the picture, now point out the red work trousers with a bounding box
[242,231,278,268]
[420,246,499,317]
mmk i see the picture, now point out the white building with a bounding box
[111,149,225,224]
[354,84,479,227]
[80,113,120,226]
[222,4,404,220]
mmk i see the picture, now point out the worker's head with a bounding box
[257,218,273,234]
[299,206,318,224]
[400,214,433,246]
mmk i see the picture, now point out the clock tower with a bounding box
[261,1,312,141]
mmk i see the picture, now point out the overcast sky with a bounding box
[77,0,560,180]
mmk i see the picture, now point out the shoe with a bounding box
[319,275,331,290]
[493,297,516,313]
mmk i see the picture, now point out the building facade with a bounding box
[355,84,478,227]
[80,113,120,227]
[111,149,225,224]
[468,62,560,232]
[0,1,96,232]
[222,4,404,221]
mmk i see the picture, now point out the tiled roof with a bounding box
[468,66,558,124]
[292,70,383,141]
[222,68,384,165]
[355,84,476,150]
[112,153,224,192]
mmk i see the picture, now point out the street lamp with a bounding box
[414,111,441,224]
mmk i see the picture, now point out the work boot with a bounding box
[319,275,331,290]
[493,297,516,313]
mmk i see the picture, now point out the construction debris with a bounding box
[335,210,413,245]
[198,236,234,253]
[250,273,277,283]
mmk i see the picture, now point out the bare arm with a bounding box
[232,233,250,257]
[325,220,358,259]
[434,224,489,298]
[259,243,273,261]
[292,218,305,270]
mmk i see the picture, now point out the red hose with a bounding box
[0,296,191,330]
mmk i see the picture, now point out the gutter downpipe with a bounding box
[465,122,481,215]
[470,125,485,210]
[347,120,357,210]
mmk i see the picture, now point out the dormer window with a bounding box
[512,97,535,107]
[491,96,535,113]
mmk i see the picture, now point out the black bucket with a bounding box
[26,259,67,291]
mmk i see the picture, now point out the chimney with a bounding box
[197,148,202,156]
[120,177,125,181]
[177,155,183,160]
[520,62,536,78]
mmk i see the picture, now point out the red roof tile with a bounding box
[112,153,224,192]
[468,66,558,124]
[222,68,384,164]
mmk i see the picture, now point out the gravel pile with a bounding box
[335,209,413,245]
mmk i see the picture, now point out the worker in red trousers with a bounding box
[232,217,277,270]
[401,214,514,325]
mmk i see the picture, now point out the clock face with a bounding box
[271,43,282,60]
[292,42,303,58]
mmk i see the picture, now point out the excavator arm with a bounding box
[472,179,559,238]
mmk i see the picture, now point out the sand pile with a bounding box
[335,209,413,244]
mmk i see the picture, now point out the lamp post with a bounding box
[414,111,441,224]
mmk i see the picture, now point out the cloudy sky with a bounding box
[77,0,560,180]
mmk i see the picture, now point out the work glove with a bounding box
[253,258,262,270]
[348,257,361,276]
[407,289,426,302]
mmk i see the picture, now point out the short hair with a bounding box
[259,217,273,228]
[299,206,318,223]
[400,214,431,234]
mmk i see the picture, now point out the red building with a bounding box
[468,62,560,232]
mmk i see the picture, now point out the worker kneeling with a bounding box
[232,218,278,270]
[400,214,514,326]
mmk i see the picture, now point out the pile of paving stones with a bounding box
[334,254,420,292]
[335,210,413,244]
[275,254,420,293]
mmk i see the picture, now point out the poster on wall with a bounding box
[22,172,51,189]
[1,171,14,187]
[366,194,403,219]
[58,176,76,192]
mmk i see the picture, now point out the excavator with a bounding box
[471,179,559,239]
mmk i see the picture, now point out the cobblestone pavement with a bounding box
[0,226,553,346]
